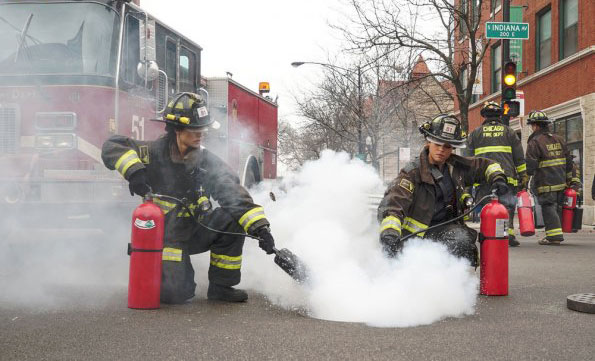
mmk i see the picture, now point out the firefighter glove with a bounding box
[254,226,275,254]
[491,179,509,197]
[128,169,151,197]
[570,182,581,194]
[380,232,403,258]
[520,173,529,190]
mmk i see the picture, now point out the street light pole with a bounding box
[357,65,364,155]
[291,61,366,159]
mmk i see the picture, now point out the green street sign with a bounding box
[486,22,529,39]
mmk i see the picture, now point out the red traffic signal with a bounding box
[502,61,517,101]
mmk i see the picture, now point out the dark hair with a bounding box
[165,123,184,135]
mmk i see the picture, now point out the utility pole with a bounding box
[501,0,511,125]
[502,0,510,73]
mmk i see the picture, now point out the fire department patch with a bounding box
[399,178,414,193]
[139,146,150,164]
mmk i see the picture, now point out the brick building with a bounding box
[454,0,595,224]
[378,56,454,182]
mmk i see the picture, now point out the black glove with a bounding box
[490,179,509,197]
[380,232,403,258]
[128,169,150,197]
[254,226,275,254]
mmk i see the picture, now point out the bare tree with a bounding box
[293,57,411,170]
[341,0,492,131]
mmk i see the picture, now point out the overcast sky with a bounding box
[141,0,351,124]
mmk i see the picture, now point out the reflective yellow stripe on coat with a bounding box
[115,149,141,177]
[538,158,566,168]
[484,163,504,181]
[474,146,512,155]
[238,207,266,232]
[403,217,428,237]
[516,163,527,173]
[380,216,402,235]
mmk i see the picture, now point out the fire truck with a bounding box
[0,0,278,230]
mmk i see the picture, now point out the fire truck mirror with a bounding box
[137,60,159,82]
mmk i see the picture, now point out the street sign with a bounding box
[486,22,529,39]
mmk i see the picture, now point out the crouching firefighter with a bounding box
[102,92,276,303]
[377,114,509,266]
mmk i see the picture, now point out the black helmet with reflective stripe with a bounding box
[153,92,213,129]
[419,114,467,148]
[527,110,552,125]
[480,101,502,119]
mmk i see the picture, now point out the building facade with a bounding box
[454,0,595,224]
[379,56,454,183]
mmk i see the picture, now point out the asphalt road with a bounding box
[1,229,594,361]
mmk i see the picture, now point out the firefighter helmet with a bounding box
[480,101,502,119]
[419,114,467,148]
[154,92,213,129]
[526,110,552,125]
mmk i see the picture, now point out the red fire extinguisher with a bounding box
[516,190,535,236]
[128,197,164,309]
[480,197,509,296]
[562,188,577,233]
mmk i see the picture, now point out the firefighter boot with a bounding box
[508,234,520,247]
[207,283,248,302]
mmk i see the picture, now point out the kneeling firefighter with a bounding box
[102,92,275,303]
[377,114,508,266]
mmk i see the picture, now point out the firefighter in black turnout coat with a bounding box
[525,110,581,245]
[102,92,275,303]
[467,102,527,247]
[378,114,508,266]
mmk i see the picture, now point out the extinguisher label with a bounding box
[134,218,156,230]
[565,197,573,207]
[496,219,508,238]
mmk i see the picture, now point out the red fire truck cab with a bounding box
[0,0,277,231]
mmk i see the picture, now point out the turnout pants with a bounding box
[160,208,245,304]
[424,223,479,267]
[537,191,564,242]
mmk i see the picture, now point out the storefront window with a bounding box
[554,113,583,182]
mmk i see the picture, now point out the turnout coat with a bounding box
[378,147,506,238]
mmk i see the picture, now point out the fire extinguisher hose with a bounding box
[149,193,265,242]
[401,192,496,242]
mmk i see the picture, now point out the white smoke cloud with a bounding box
[1,149,479,327]
[233,150,479,327]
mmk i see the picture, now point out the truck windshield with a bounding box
[0,2,118,76]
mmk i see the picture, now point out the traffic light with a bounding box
[502,61,517,101]
[503,100,520,118]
